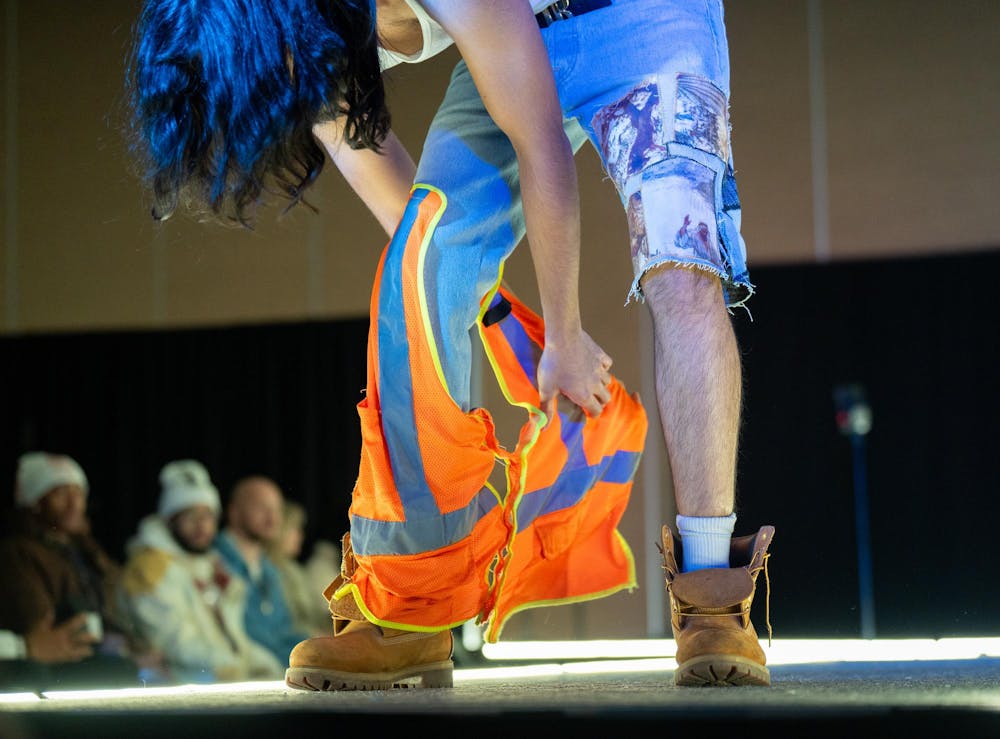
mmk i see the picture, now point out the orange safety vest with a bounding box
[333,184,648,642]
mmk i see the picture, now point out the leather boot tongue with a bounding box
[671,567,755,609]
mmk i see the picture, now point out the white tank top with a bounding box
[378,0,556,69]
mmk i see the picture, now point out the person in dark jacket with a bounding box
[0,452,160,690]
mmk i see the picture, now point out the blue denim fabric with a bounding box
[409,0,752,408]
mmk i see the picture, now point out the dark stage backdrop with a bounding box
[730,248,1000,639]
[2,249,998,638]
[0,318,370,563]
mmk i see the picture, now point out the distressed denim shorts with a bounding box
[413,0,752,404]
[545,0,753,308]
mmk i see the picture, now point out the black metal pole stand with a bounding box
[835,383,876,639]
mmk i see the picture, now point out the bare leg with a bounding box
[641,264,742,518]
[648,264,773,686]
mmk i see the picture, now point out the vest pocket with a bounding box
[533,505,582,561]
[351,399,403,522]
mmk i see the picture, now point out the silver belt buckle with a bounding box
[541,0,573,24]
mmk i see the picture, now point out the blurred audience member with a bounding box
[118,460,284,683]
[303,537,342,607]
[265,501,331,637]
[0,452,153,690]
[214,476,308,669]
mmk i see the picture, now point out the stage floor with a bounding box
[2,650,999,737]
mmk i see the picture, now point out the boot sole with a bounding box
[285,660,454,691]
[674,654,770,687]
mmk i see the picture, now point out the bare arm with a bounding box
[312,119,417,238]
[421,0,612,417]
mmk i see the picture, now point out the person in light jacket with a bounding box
[119,460,284,684]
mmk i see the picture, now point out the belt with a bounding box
[536,0,612,28]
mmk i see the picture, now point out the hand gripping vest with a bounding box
[332,185,648,642]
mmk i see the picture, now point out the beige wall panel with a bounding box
[1,4,8,330]
[824,0,1000,259]
[308,172,387,320]
[3,4,20,330]
[13,3,155,333]
[155,204,315,326]
[5,1,1000,334]
[725,0,816,265]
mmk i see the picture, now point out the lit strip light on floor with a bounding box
[480,637,1000,665]
[34,681,288,701]
[455,658,676,682]
[1,638,997,703]
[0,692,44,704]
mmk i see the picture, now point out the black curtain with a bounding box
[2,248,999,637]
[731,248,1000,638]
[0,318,370,562]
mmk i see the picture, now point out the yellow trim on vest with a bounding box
[488,531,640,642]
[332,581,464,634]
[483,479,502,505]
[474,266,551,642]
[412,183,452,398]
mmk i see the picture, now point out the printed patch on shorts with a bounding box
[592,73,731,197]
[628,158,723,280]
[592,80,668,191]
[673,73,729,163]
[626,191,648,264]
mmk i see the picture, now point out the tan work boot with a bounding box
[660,523,775,687]
[285,533,454,691]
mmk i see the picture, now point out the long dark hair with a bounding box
[124,0,389,228]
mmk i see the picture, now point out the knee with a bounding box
[641,264,727,317]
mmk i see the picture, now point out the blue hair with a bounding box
[125,0,388,227]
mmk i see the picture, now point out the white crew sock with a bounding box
[676,513,737,572]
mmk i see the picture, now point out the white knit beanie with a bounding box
[15,452,89,508]
[158,460,221,519]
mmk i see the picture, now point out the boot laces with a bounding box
[755,552,772,646]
